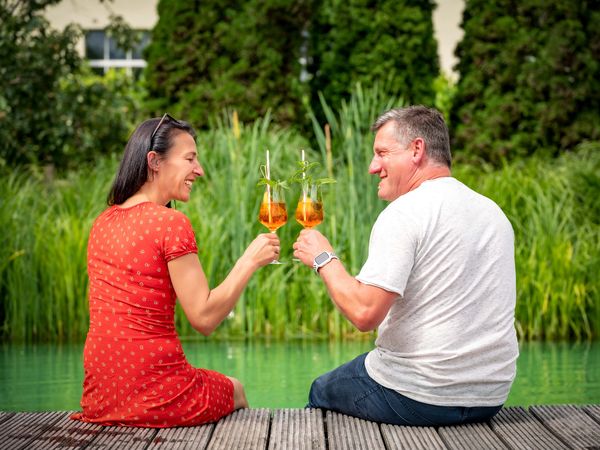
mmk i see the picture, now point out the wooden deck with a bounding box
[1,405,599,449]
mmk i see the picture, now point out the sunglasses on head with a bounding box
[150,113,181,145]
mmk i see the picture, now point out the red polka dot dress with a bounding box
[71,202,234,427]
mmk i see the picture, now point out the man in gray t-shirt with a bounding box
[293,106,518,426]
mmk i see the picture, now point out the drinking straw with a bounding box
[266,150,272,222]
[266,149,271,200]
[301,149,307,223]
[301,149,306,202]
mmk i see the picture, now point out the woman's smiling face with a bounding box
[154,131,204,204]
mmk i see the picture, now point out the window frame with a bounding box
[85,29,149,75]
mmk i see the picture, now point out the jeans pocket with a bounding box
[382,390,439,426]
[353,384,383,422]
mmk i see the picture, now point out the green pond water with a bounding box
[1,340,599,411]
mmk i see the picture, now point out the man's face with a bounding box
[369,121,416,201]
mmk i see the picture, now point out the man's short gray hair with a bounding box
[371,106,452,168]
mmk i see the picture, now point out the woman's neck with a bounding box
[119,185,165,208]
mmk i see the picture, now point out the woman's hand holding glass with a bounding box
[241,233,281,269]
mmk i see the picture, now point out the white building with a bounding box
[45,0,156,76]
[45,0,464,78]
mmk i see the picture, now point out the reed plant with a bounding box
[0,89,598,342]
[0,160,114,341]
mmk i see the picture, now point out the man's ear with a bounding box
[411,138,426,163]
[147,151,159,171]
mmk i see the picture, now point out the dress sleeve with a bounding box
[162,210,198,262]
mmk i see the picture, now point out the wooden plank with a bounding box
[85,424,156,450]
[438,422,507,450]
[583,404,600,424]
[0,411,68,450]
[490,407,569,450]
[0,412,14,425]
[147,424,215,450]
[326,411,385,450]
[28,412,104,450]
[207,408,270,449]
[530,404,600,449]
[380,423,447,450]
[267,408,325,450]
[2,405,600,450]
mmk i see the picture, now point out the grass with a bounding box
[1,89,598,342]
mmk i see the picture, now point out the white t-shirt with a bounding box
[357,177,518,407]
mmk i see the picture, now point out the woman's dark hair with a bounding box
[107,116,196,206]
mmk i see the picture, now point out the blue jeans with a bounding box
[307,353,502,426]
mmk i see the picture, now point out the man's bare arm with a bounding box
[293,229,397,331]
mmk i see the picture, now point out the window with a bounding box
[85,30,150,77]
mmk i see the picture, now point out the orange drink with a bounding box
[259,201,288,232]
[295,200,323,229]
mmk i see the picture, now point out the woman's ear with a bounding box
[147,151,159,171]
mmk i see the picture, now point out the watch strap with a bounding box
[313,251,339,274]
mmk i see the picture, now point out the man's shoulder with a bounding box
[374,197,422,234]
[444,179,514,234]
[384,179,447,214]
[427,177,505,212]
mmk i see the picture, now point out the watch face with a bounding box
[315,252,329,265]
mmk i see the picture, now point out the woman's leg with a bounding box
[227,376,249,410]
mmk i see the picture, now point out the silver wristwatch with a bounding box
[313,251,339,274]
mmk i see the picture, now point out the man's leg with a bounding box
[307,352,426,424]
[307,353,376,419]
[307,352,502,426]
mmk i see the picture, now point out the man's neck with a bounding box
[407,165,451,193]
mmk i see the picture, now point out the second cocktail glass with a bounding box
[295,183,323,229]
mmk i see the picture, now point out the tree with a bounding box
[144,0,312,126]
[0,0,80,168]
[0,0,141,171]
[450,0,600,163]
[308,0,439,119]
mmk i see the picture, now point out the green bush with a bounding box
[0,1,142,171]
[308,0,439,123]
[450,0,600,163]
[144,0,440,130]
[144,0,311,126]
[0,0,79,168]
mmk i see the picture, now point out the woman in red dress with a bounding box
[71,114,279,427]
